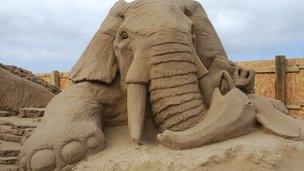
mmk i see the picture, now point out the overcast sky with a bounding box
[0,0,303,73]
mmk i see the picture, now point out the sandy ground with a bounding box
[74,125,304,171]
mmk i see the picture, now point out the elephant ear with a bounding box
[69,0,128,84]
[182,0,228,68]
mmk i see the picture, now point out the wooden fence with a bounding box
[237,56,304,118]
[36,56,304,117]
[35,71,71,90]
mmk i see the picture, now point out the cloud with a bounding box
[0,0,116,72]
[0,0,303,72]
[202,0,304,60]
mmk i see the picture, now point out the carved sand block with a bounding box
[0,115,39,170]
[0,67,56,113]
[18,0,304,170]
[0,63,61,95]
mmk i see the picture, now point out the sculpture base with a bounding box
[74,125,304,171]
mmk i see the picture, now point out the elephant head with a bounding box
[69,0,233,143]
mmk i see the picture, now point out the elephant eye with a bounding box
[184,8,192,16]
[120,31,129,40]
[191,25,195,35]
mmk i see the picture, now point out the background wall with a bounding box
[36,57,304,118]
[237,57,304,118]
[36,72,70,90]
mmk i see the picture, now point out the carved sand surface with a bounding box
[0,64,59,113]
[75,126,304,171]
[1,0,304,170]
[0,64,54,170]
[0,64,60,95]
[0,109,44,171]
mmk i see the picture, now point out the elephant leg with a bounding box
[251,96,304,140]
[19,82,106,171]
[157,88,256,149]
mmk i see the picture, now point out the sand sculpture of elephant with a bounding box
[20,0,304,170]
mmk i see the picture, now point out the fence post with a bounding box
[275,55,286,104]
[51,70,60,88]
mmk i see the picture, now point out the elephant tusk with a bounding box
[127,83,147,144]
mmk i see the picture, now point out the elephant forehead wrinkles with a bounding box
[122,0,192,36]
[148,29,192,44]
[150,43,191,56]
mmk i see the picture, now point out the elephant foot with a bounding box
[157,88,256,149]
[19,117,105,171]
[252,96,304,140]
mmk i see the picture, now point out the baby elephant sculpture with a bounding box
[20,0,304,170]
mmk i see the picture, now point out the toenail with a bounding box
[61,141,86,164]
[31,150,56,171]
[86,137,100,149]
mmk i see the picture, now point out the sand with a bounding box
[74,125,304,171]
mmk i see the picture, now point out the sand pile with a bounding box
[74,125,304,171]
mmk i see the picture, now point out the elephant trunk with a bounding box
[149,43,207,132]
[126,31,209,142]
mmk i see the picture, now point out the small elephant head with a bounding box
[69,0,229,143]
